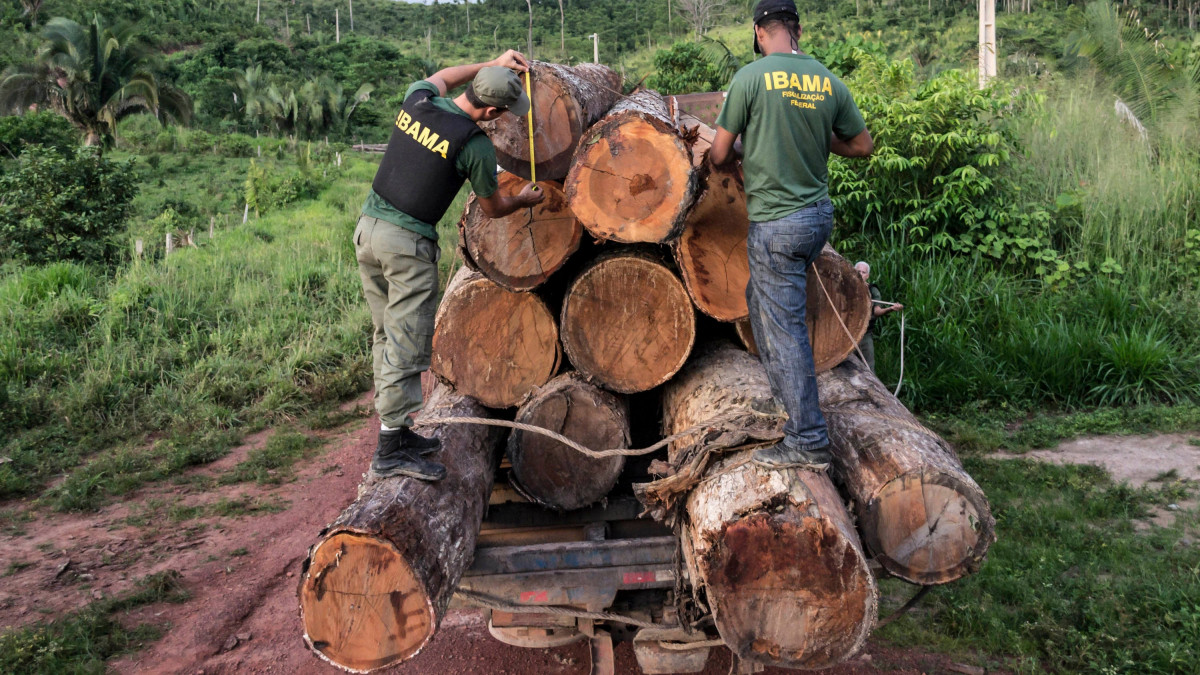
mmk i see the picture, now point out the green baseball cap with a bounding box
[472,66,530,116]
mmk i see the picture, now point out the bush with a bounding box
[0,113,77,158]
[648,42,727,95]
[219,133,255,158]
[245,159,325,216]
[0,147,138,266]
[154,129,176,153]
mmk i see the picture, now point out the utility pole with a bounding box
[306,13,311,34]
[349,0,354,32]
[285,7,290,40]
[978,0,997,88]
[256,0,261,24]
[336,7,340,43]
[590,33,599,64]
[525,0,534,58]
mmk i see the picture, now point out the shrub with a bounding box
[219,133,255,158]
[245,159,325,216]
[154,129,176,153]
[0,147,138,266]
[0,112,77,157]
[648,42,727,95]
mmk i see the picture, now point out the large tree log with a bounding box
[564,90,701,243]
[431,266,560,408]
[736,245,871,373]
[479,61,622,182]
[458,173,582,291]
[820,355,996,585]
[672,115,750,321]
[654,344,877,670]
[298,384,505,672]
[560,250,695,393]
[507,372,629,510]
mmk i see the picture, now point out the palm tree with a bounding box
[0,14,191,146]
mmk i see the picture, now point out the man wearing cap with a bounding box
[710,0,874,472]
[356,50,544,481]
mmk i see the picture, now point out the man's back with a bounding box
[716,53,865,222]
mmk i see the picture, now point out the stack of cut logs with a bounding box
[299,62,997,673]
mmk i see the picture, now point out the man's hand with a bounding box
[492,50,530,73]
[890,303,904,313]
[709,126,740,167]
[518,181,545,206]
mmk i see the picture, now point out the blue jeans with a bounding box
[746,199,835,451]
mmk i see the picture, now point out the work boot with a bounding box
[751,442,831,472]
[399,427,440,454]
[371,430,446,481]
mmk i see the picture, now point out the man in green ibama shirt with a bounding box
[710,0,874,472]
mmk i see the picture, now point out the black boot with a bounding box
[399,427,440,453]
[371,429,446,481]
[751,443,831,471]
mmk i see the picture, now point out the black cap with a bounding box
[751,0,800,55]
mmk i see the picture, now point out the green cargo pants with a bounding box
[858,332,876,373]
[354,215,440,429]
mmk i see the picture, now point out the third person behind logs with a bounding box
[854,261,903,372]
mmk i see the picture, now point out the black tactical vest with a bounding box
[372,89,484,225]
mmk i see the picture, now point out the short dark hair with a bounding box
[465,83,506,111]
[758,15,800,39]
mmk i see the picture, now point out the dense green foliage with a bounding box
[0,111,76,158]
[0,15,190,145]
[0,147,138,266]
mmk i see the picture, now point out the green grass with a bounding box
[879,457,1200,674]
[0,571,190,674]
[0,152,378,510]
[219,431,321,485]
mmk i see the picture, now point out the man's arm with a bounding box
[709,127,740,167]
[427,49,529,96]
[476,182,544,219]
[830,129,874,158]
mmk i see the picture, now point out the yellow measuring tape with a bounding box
[525,70,537,184]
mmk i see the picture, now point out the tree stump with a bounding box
[479,61,623,182]
[458,173,582,291]
[654,344,877,670]
[507,372,630,510]
[820,355,996,584]
[564,90,701,243]
[560,250,695,393]
[431,267,560,408]
[298,384,505,672]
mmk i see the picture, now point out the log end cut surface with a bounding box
[808,250,871,373]
[676,170,750,321]
[432,271,560,408]
[567,115,694,243]
[865,472,992,584]
[703,510,873,669]
[300,532,434,672]
[462,174,581,291]
[508,375,628,510]
[561,254,695,393]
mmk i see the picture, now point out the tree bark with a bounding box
[560,250,696,393]
[431,267,560,408]
[655,344,877,670]
[458,173,582,291]
[565,90,702,243]
[507,372,630,510]
[819,355,997,585]
[479,61,622,182]
[298,384,505,672]
[672,115,750,321]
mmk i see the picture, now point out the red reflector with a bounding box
[623,571,656,584]
[519,591,549,603]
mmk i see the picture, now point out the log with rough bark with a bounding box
[507,372,630,510]
[458,173,582,291]
[735,245,871,373]
[559,250,695,393]
[651,344,876,670]
[298,384,505,673]
[479,61,622,182]
[431,266,560,408]
[819,355,996,585]
[672,115,750,321]
[564,90,701,243]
